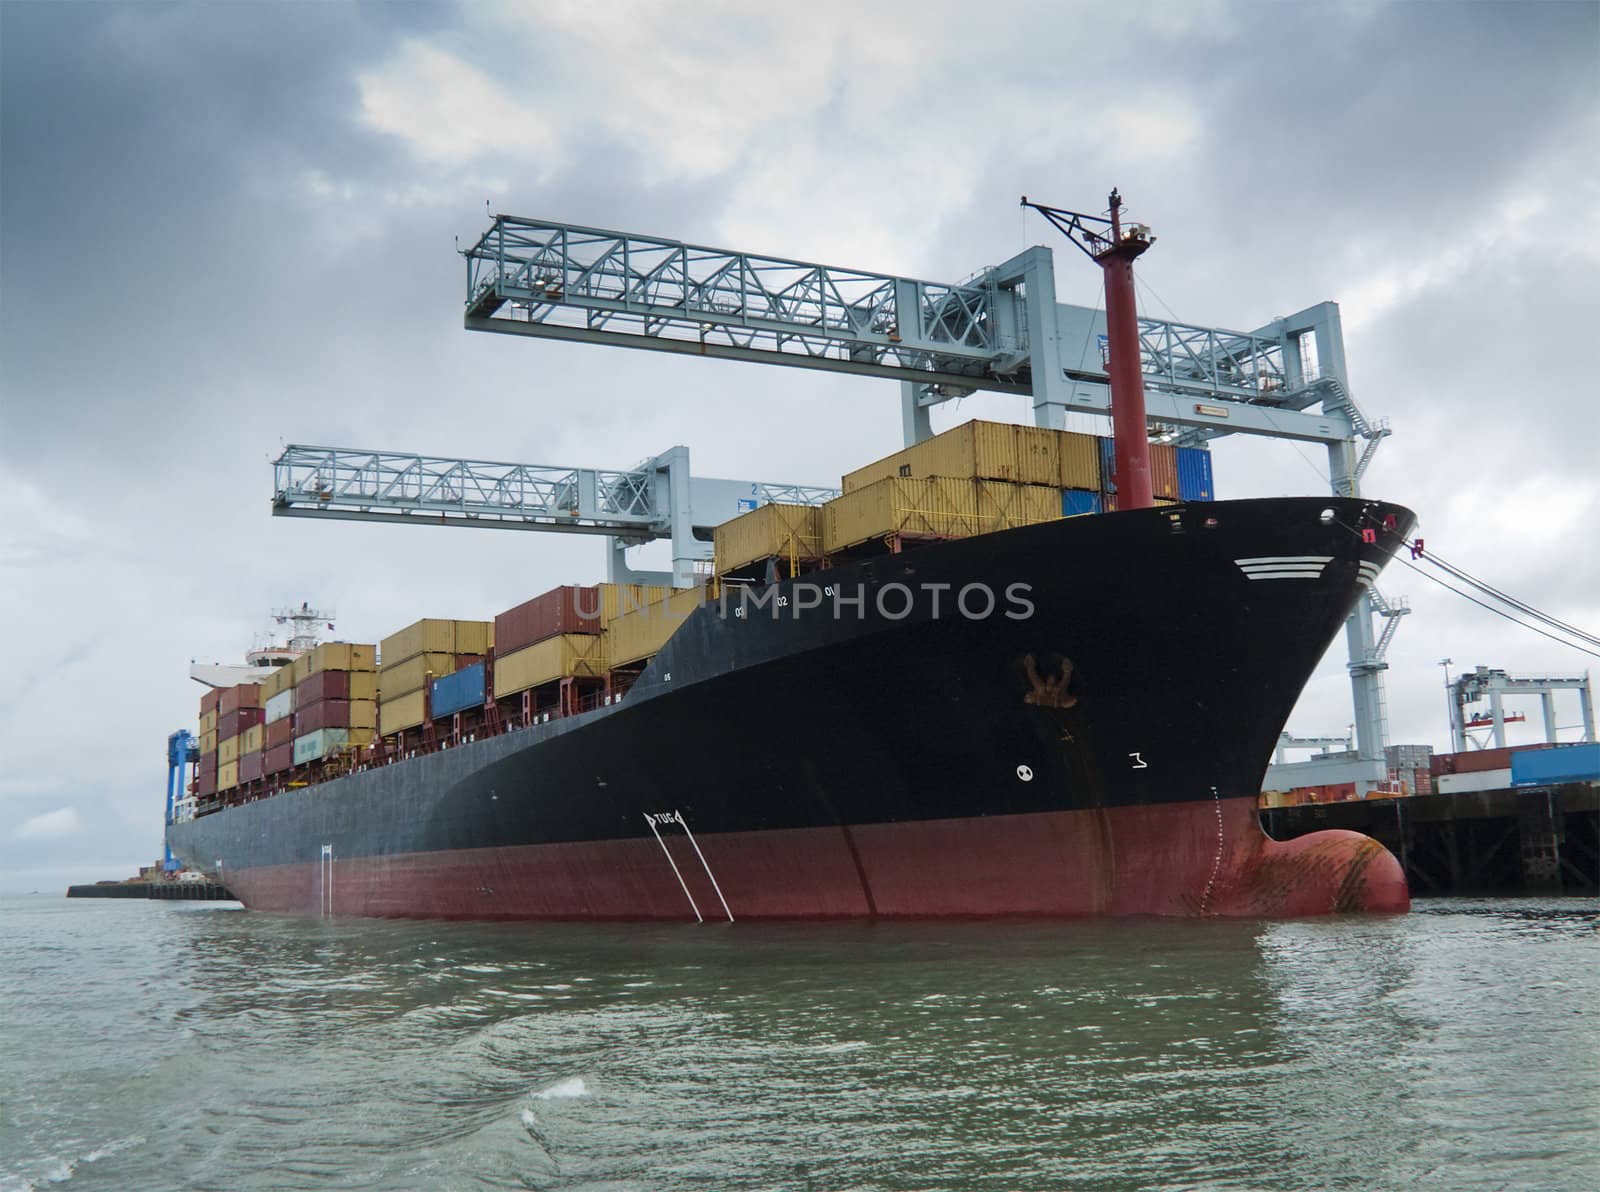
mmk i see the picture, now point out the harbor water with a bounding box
[1,895,1595,1190]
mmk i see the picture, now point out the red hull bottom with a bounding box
[223,796,1407,920]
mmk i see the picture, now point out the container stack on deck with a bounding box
[378,620,490,742]
[215,683,264,797]
[293,642,379,765]
[492,585,662,719]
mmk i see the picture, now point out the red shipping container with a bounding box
[298,669,350,705]
[495,585,601,655]
[239,751,263,784]
[298,699,352,732]
[266,717,294,749]
[219,706,265,739]
[264,743,293,774]
[220,683,263,716]
[197,767,217,797]
[200,688,224,716]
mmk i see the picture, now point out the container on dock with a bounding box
[218,706,264,740]
[379,691,427,736]
[263,743,293,775]
[493,634,608,699]
[1061,489,1102,517]
[217,760,239,791]
[264,688,295,724]
[841,420,1093,492]
[606,587,706,668]
[1436,768,1514,795]
[431,662,486,720]
[1510,742,1600,786]
[1175,446,1215,501]
[219,683,262,716]
[714,503,824,576]
[379,652,458,698]
[823,476,979,553]
[265,717,293,750]
[240,724,264,754]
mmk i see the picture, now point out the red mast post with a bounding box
[1095,190,1154,510]
[1020,189,1157,511]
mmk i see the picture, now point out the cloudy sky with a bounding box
[2,1,1596,892]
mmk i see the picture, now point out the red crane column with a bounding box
[1095,190,1154,511]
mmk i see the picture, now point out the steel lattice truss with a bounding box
[465,215,1307,405]
[272,446,837,537]
[466,216,1013,385]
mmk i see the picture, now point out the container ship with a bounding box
[167,420,1416,919]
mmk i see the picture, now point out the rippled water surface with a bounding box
[1,895,1596,1190]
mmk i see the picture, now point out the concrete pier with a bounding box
[1262,782,1598,897]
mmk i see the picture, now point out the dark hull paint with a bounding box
[169,497,1416,919]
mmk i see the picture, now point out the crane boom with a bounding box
[271,444,838,587]
[461,215,1361,445]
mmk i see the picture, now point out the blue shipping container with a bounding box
[1510,742,1600,786]
[1062,489,1102,516]
[1175,447,1215,501]
[1099,436,1117,493]
[431,662,486,720]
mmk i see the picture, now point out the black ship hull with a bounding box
[168,497,1414,919]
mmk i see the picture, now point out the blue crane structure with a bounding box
[164,730,198,871]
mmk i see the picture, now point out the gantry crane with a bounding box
[1448,667,1597,752]
[272,443,836,588]
[450,197,1405,791]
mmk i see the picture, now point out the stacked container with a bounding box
[216,683,264,794]
[713,504,824,579]
[293,642,379,764]
[196,688,222,799]
[840,420,1099,493]
[262,662,296,776]
[378,620,489,736]
[605,587,706,670]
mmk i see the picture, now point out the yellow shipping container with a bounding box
[842,421,1055,491]
[379,652,456,698]
[241,724,265,754]
[198,708,218,735]
[453,620,492,656]
[381,619,455,666]
[218,760,239,791]
[262,663,296,700]
[605,587,706,668]
[823,477,981,553]
[219,735,240,766]
[292,654,313,684]
[379,690,427,735]
[1058,431,1101,491]
[974,481,1062,532]
[713,503,824,576]
[309,641,377,674]
[342,671,377,702]
[493,634,608,698]
[596,582,671,627]
[200,729,218,755]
